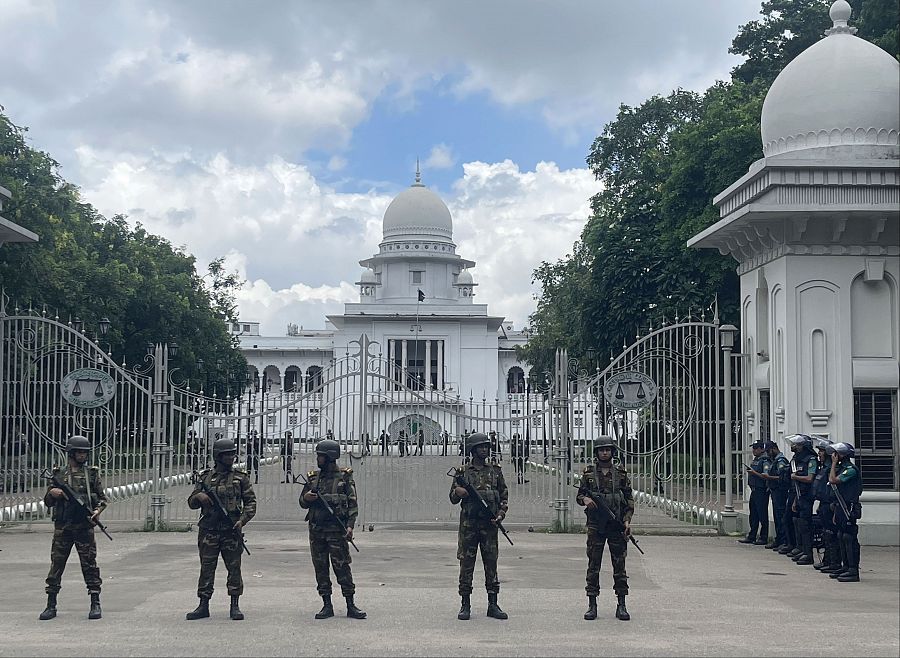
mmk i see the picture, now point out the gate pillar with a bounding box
[552,348,571,530]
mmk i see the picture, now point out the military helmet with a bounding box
[212,437,237,460]
[315,439,341,461]
[831,442,856,458]
[466,432,491,454]
[66,435,92,453]
[593,435,618,455]
[787,434,813,449]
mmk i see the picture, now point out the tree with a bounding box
[0,111,246,394]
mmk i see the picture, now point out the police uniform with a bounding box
[42,464,108,598]
[577,461,635,601]
[298,465,359,599]
[450,460,509,599]
[830,450,862,582]
[811,444,839,571]
[187,466,256,603]
[743,441,770,544]
[767,448,792,550]
[790,441,819,563]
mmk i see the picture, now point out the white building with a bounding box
[689,1,900,543]
[235,170,531,439]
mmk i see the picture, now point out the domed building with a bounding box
[236,167,530,441]
[689,0,899,542]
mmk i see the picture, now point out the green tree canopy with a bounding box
[0,112,246,395]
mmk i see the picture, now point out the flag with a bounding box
[417,289,425,302]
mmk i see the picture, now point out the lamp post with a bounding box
[719,324,739,531]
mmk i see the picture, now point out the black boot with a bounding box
[88,593,102,620]
[457,594,471,620]
[346,595,367,619]
[615,594,630,621]
[39,593,57,621]
[837,535,860,582]
[315,595,334,619]
[583,595,597,620]
[186,596,210,620]
[229,595,244,620]
[486,592,508,619]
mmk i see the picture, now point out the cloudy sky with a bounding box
[0,0,762,334]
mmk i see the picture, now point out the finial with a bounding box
[414,158,422,185]
[825,0,857,35]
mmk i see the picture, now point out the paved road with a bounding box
[1,526,897,657]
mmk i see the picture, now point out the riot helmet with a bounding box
[212,437,237,461]
[593,435,618,457]
[66,435,92,454]
[812,435,833,450]
[831,442,856,458]
[466,432,491,454]
[787,434,813,451]
[315,439,341,462]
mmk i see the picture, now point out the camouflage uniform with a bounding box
[187,467,256,598]
[298,465,358,597]
[450,461,509,595]
[42,465,108,595]
[576,462,635,597]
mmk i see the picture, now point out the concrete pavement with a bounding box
[1,525,897,657]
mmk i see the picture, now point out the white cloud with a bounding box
[424,143,456,170]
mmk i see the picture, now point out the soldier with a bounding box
[298,439,366,620]
[281,431,295,483]
[185,437,257,621]
[787,434,819,565]
[449,432,509,621]
[39,435,108,621]
[576,435,634,622]
[827,442,862,582]
[739,440,770,545]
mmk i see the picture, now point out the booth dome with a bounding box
[760,0,900,157]
[382,178,453,243]
[457,269,474,285]
[359,269,376,284]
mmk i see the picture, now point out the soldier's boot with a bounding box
[583,595,597,621]
[315,595,334,619]
[229,595,244,620]
[39,593,57,621]
[615,594,631,621]
[486,593,508,620]
[185,596,210,620]
[795,523,814,565]
[88,593,102,620]
[457,595,471,621]
[345,596,367,619]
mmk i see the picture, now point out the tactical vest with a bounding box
[306,468,353,528]
[792,451,818,498]
[768,454,791,491]
[198,469,244,530]
[812,462,831,501]
[582,464,626,522]
[460,464,503,518]
[749,454,768,490]
[51,467,100,525]
[836,462,863,504]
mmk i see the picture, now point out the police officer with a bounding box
[299,439,366,619]
[450,432,509,621]
[787,434,818,565]
[39,435,108,620]
[827,442,862,582]
[758,440,792,552]
[576,435,635,622]
[811,437,839,572]
[186,437,257,620]
[740,440,770,545]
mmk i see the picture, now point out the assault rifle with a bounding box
[575,483,644,555]
[448,468,514,546]
[40,468,112,541]
[192,471,250,555]
[297,471,359,552]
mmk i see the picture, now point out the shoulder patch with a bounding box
[583,465,594,474]
[308,470,317,478]
[233,468,248,476]
[341,467,353,475]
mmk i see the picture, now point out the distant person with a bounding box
[397,430,407,458]
[441,430,449,456]
[739,440,770,545]
[281,431,295,483]
[459,430,469,457]
[489,431,501,463]
[510,433,528,484]
[414,429,424,456]
[380,430,389,456]
[247,431,262,484]
[363,433,371,457]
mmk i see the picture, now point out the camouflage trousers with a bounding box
[196,527,243,598]
[457,522,500,595]
[585,528,628,596]
[45,524,102,595]
[309,528,355,597]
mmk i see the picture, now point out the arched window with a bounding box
[507,366,525,394]
[306,366,323,392]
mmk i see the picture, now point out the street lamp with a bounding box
[719,323,738,522]
[98,317,110,337]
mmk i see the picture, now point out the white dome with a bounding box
[760,2,900,157]
[359,269,376,284]
[457,269,473,285]
[382,180,453,243]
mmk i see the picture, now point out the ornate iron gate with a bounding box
[2,305,741,531]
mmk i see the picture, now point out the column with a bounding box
[401,340,409,388]
[425,339,432,389]
[437,340,444,390]
[388,339,396,386]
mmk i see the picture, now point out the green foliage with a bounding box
[522,0,897,375]
[0,111,246,393]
